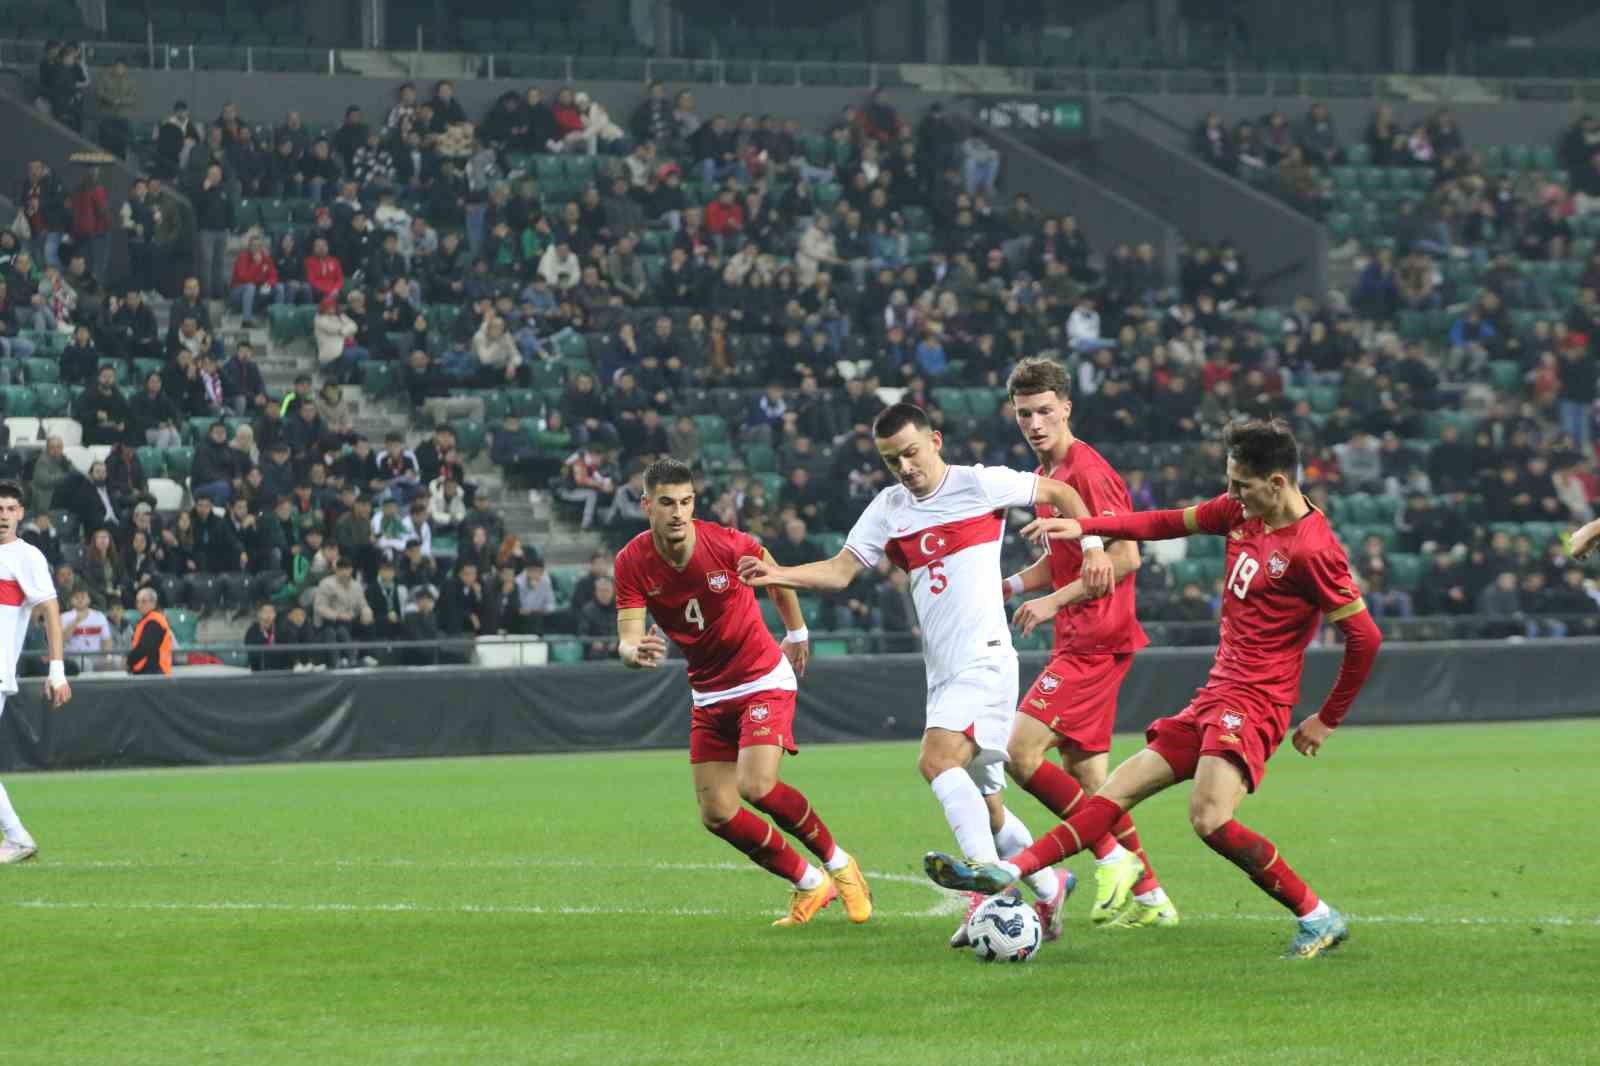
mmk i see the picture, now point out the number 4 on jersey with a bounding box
[1228,553,1259,600]
[685,598,705,630]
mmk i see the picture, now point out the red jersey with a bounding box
[613,520,785,697]
[1177,495,1361,705]
[1036,442,1148,655]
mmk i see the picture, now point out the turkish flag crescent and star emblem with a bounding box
[1039,673,1061,694]
[707,570,731,593]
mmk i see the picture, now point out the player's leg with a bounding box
[980,778,1073,943]
[918,726,999,864]
[690,707,834,926]
[737,725,872,924]
[925,746,1179,893]
[1190,755,1347,957]
[1062,745,1175,927]
[0,698,36,865]
[1006,713,1088,819]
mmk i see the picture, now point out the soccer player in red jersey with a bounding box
[998,358,1176,929]
[614,458,872,927]
[925,419,1383,958]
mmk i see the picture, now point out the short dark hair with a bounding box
[644,457,694,492]
[1007,357,1071,401]
[0,480,24,505]
[872,402,931,439]
[1223,418,1300,479]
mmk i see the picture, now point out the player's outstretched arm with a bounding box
[1012,540,1141,636]
[1032,477,1114,596]
[36,598,71,708]
[762,549,811,678]
[1293,607,1382,757]
[1567,518,1600,560]
[737,549,862,593]
[1002,555,1052,600]
[617,609,668,669]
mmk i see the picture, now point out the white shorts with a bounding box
[925,655,1019,796]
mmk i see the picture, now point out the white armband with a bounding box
[48,660,66,687]
[1080,536,1105,552]
[783,627,809,645]
[1004,574,1025,597]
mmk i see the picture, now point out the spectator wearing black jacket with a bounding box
[109,288,161,360]
[245,601,290,671]
[438,559,485,636]
[193,163,234,299]
[221,342,267,413]
[190,495,246,572]
[74,365,132,445]
[190,421,245,502]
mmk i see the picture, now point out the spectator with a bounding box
[576,575,618,659]
[60,586,111,666]
[245,601,290,672]
[125,588,172,675]
[314,557,375,667]
[193,163,233,298]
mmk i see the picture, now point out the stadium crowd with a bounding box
[5,77,1600,669]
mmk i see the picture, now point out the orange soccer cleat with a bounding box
[772,876,838,927]
[830,856,874,924]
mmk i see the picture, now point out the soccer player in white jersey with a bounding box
[739,403,1115,942]
[0,480,73,865]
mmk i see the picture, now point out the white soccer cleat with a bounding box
[0,841,38,864]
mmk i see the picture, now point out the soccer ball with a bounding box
[966,894,1042,963]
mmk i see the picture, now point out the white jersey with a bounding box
[0,538,57,695]
[845,464,1037,688]
[61,608,111,654]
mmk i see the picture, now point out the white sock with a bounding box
[822,846,852,872]
[929,768,1000,863]
[1094,843,1130,865]
[0,780,32,847]
[992,807,1060,902]
[1301,899,1330,922]
[1135,887,1167,906]
[795,864,826,891]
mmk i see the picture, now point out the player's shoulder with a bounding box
[0,536,47,568]
[694,518,758,551]
[1069,440,1117,476]
[613,529,656,572]
[1298,507,1347,554]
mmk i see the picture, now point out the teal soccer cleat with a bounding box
[923,851,1018,895]
[1284,907,1350,959]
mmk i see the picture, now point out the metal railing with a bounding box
[5,36,1600,102]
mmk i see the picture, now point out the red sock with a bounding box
[1112,816,1161,896]
[1012,796,1125,877]
[1203,820,1319,917]
[1021,760,1087,820]
[710,808,809,885]
[753,782,837,865]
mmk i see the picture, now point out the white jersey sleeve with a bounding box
[975,465,1039,510]
[20,544,54,606]
[843,489,893,569]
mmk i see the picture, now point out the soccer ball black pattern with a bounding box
[967,894,1042,963]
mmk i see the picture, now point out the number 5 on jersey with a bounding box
[928,559,948,594]
[1228,553,1259,600]
[685,597,705,630]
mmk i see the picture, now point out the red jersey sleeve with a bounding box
[612,546,646,611]
[1077,494,1241,541]
[1296,541,1365,620]
[1187,494,1244,535]
[1075,460,1131,520]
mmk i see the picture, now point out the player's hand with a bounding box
[736,555,780,588]
[1292,716,1333,757]
[1021,517,1082,547]
[1080,547,1114,599]
[1567,520,1600,560]
[1011,594,1060,639]
[781,633,810,678]
[45,678,72,708]
[625,626,668,669]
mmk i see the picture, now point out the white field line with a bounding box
[11,857,1599,926]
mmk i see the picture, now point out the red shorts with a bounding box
[1017,653,1134,754]
[1145,684,1290,793]
[688,689,799,764]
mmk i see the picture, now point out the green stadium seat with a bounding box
[808,532,845,557]
[692,415,728,443]
[813,638,850,658]
[32,384,69,416]
[548,640,584,663]
[361,361,395,397]
[167,608,199,645]
[745,443,777,473]
[164,446,194,479]
[1387,553,1424,590]
[932,388,969,418]
[451,418,486,457]
[22,358,59,384]
[2,386,35,417]
[1488,360,1521,393]
[136,446,166,478]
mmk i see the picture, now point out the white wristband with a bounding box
[1005,574,1025,596]
[783,627,809,645]
[1080,536,1105,552]
[48,660,66,687]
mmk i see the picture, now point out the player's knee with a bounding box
[1005,741,1044,784]
[917,750,959,782]
[1188,798,1230,839]
[698,797,740,830]
[736,774,777,805]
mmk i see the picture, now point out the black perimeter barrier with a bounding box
[2,640,1597,772]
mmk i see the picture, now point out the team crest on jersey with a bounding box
[1267,551,1289,579]
[706,570,731,593]
[749,705,770,722]
[1230,529,1245,540]
[1220,711,1244,731]
[1038,673,1062,694]
[646,583,663,597]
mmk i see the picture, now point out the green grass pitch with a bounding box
[4,720,1597,1065]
